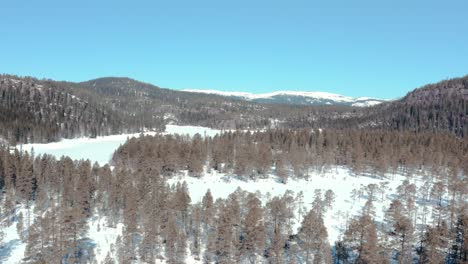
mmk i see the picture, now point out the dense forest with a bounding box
[0,76,121,143]
[112,129,468,180]
[358,76,468,137]
[0,76,166,144]
[283,76,468,138]
[0,128,466,263]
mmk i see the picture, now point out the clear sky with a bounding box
[1,0,467,99]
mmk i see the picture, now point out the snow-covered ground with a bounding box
[87,217,124,263]
[165,125,221,138]
[0,222,25,264]
[168,168,408,244]
[19,132,157,165]
[19,125,221,165]
[0,168,422,263]
[0,206,29,264]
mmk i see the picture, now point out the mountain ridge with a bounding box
[182,89,387,107]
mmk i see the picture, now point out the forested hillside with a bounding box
[0,75,275,143]
[76,77,269,130]
[0,75,126,143]
[386,76,468,137]
[292,76,468,137]
[1,74,466,145]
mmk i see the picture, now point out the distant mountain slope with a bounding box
[76,77,271,130]
[382,75,468,136]
[293,75,468,137]
[183,89,386,107]
[1,74,466,144]
[0,75,127,143]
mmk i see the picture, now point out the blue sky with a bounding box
[1,0,467,99]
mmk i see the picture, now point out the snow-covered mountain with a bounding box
[182,89,386,107]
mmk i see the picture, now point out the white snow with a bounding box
[0,205,31,264]
[20,132,157,165]
[86,217,124,263]
[182,89,386,106]
[182,89,254,98]
[164,125,221,138]
[351,100,383,107]
[0,223,25,264]
[19,125,221,165]
[168,168,409,244]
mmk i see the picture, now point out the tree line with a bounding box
[112,129,468,182]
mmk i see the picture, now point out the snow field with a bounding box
[19,125,221,165]
[168,168,409,244]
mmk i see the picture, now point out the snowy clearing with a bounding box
[19,125,221,165]
[87,217,124,263]
[168,168,412,244]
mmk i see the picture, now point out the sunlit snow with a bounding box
[20,125,221,165]
[168,168,409,244]
[0,206,30,264]
[182,89,386,106]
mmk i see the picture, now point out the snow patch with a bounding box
[0,205,33,264]
[168,168,410,244]
[19,125,222,165]
[86,217,124,263]
[164,125,221,138]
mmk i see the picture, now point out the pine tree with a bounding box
[165,211,178,264]
[418,223,449,264]
[324,189,336,210]
[202,189,214,230]
[188,134,205,176]
[240,194,266,262]
[190,204,202,260]
[215,202,234,264]
[344,214,382,264]
[275,152,289,183]
[298,209,330,263]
